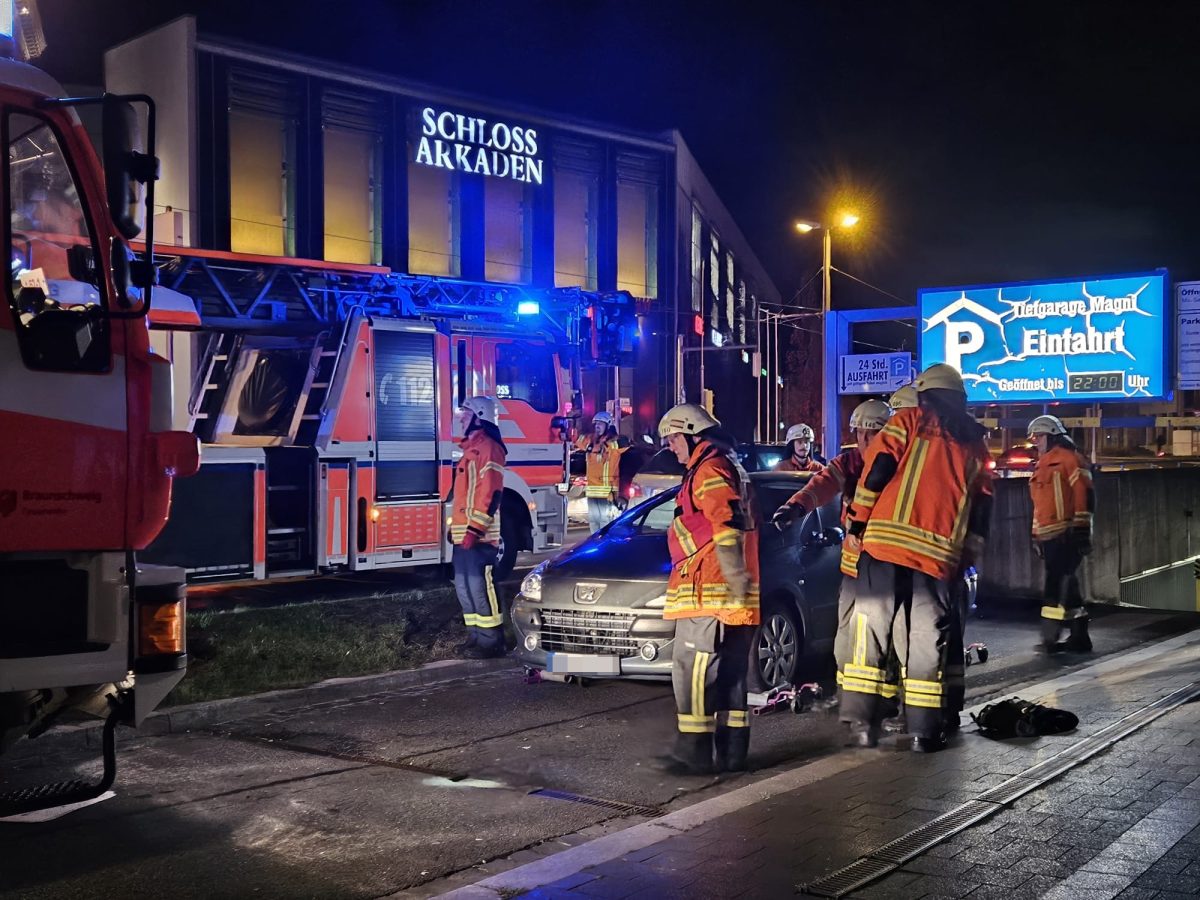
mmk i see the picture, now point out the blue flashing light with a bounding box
[0,2,12,40]
[516,300,540,316]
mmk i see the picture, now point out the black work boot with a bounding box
[881,702,908,735]
[912,732,949,753]
[714,727,750,773]
[1065,618,1092,653]
[660,732,714,776]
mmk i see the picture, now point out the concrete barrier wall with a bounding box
[979,467,1200,606]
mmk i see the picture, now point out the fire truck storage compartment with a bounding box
[142,458,258,581]
[0,561,99,658]
[373,327,438,499]
[265,447,315,574]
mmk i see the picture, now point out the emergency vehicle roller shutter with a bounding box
[374,330,438,498]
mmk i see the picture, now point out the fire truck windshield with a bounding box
[6,110,108,371]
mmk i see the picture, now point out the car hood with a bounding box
[543,528,670,582]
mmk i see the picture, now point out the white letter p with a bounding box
[945,321,984,372]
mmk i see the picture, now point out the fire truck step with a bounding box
[0,701,119,818]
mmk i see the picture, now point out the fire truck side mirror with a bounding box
[101,95,156,243]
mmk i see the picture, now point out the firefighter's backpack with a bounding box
[971,697,1078,739]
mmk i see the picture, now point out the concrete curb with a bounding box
[30,657,517,752]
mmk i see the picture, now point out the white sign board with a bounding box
[1178,282,1200,390]
[415,107,543,184]
[839,353,912,395]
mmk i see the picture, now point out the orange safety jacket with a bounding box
[665,441,761,626]
[449,428,506,544]
[775,454,823,473]
[1030,445,1094,541]
[848,407,993,582]
[783,448,865,577]
[576,433,627,500]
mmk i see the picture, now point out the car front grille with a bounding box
[540,609,640,656]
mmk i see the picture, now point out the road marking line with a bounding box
[429,626,1200,899]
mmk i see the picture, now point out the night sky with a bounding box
[38,0,1200,313]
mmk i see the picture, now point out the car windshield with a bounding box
[604,487,679,534]
[638,448,685,477]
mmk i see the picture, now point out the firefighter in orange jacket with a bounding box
[772,399,892,683]
[1027,415,1095,652]
[658,403,760,775]
[843,365,993,752]
[575,411,629,532]
[449,396,508,659]
[775,423,824,472]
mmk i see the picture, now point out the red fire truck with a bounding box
[0,31,199,810]
[142,247,635,583]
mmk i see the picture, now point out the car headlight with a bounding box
[521,563,546,601]
[644,593,666,610]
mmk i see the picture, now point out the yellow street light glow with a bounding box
[839,213,860,228]
[794,221,815,233]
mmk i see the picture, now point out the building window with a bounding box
[725,250,736,335]
[708,230,720,330]
[617,180,658,298]
[485,178,532,284]
[496,340,557,413]
[690,205,703,313]
[229,108,296,256]
[324,127,382,265]
[408,160,460,276]
[554,169,598,289]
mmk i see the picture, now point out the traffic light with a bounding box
[702,389,715,415]
[593,294,638,366]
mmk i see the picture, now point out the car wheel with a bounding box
[492,519,520,581]
[753,603,802,690]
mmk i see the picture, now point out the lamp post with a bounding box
[795,212,859,455]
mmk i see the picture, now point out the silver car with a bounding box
[512,471,846,688]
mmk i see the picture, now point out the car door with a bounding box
[756,483,843,651]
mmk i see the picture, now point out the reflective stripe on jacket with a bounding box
[784,448,864,577]
[665,441,761,626]
[449,429,506,544]
[849,407,993,581]
[1030,445,1094,541]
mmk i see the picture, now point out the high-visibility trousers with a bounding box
[834,572,905,703]
[839,551,953,739]
[452,543,504,650]
[671,616,753,737]
[1039,536,1086,645]
[587,497,619,533]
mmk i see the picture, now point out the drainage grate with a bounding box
[871,801,997,864]
[529,788,660,818]
[801,857,894,898]
[799,680,1200,898]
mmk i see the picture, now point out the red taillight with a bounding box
[629,484,642,497]
[985,459,997,471]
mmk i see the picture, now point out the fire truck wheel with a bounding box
[493,515,521,581]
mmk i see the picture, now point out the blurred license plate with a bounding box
[547,653,620,675]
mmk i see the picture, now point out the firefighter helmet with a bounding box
[658,403,720,438]
[784,423,816,444]
[592,411,614,427]
[849,400,892,431]
[460,396,498,425]
[888,384,918,409]
[915,363,966,395]
[1027,415,1068,438]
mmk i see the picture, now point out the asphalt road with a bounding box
[1,603,1196,899]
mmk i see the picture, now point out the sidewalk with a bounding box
[433,630,1200,899]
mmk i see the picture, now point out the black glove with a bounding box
[1032,542,1044,560]
[1073,529,1093,557]
[772,503,801,531]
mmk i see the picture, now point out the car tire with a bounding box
[492,517,520,581]
[750,601,802,691]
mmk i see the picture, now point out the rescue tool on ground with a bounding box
[0,12,200,816]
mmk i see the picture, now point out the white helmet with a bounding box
[785,423,816,444]
[888,384,918,409]
[460,396,498,425]
[915,363,966,395]
[1027,415,1068,438]
[849,400,892,431]
[592,411,614,427]
[658,403,720,439]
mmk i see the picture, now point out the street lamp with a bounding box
[794,213,860,454]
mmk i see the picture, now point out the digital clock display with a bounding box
[1067,372,1125,394]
